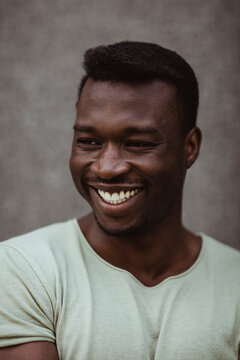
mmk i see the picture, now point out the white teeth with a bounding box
[111,193,119,201]
[97,188,141,204]
[105,192,111,200]
[119,191,125,200]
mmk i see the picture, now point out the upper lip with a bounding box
[87,183,144,192]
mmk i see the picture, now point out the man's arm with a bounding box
[0,342,59,360]
[0,246,58,355]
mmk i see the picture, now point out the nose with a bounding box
[91,143,130,179]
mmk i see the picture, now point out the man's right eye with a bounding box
[76,138,101,148]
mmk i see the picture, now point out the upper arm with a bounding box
[0,245,56,347]
[0,342,59,360]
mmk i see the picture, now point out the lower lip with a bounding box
[89,188,144,216]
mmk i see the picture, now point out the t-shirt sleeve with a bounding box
[0,244,56,347]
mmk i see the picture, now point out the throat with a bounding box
[78,214,202,287]
[114,235,202,287]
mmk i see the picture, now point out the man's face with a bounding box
[70,79,187,236]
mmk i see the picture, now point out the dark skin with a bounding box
[0,78,201,359]
[70,78,202,287]
[0,342,59,360]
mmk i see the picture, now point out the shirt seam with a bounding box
[72,219,207,290]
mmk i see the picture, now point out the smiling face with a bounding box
[70,79,189,236]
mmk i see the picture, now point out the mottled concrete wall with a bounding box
[0,0,239,249]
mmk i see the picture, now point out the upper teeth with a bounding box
[97,189,141,204]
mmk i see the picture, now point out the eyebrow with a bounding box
[73,124,159,135]
[73,125,96,133]
[122,126,159,135]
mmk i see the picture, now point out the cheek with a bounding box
[147,155,185,187]
[69,154,97,198]
[69,155,87,189]
[69,152,90,174]
[69,157,80,181]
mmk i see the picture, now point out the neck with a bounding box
[78,207,201,287]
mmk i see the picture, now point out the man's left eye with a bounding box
[76,138,101,148]
[125,141,155,148]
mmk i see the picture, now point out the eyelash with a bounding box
[125,141,156,148]
[76,138,157,150]
[76,138,101,147]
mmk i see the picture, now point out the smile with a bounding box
[96,188,142,204]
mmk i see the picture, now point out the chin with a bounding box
[93,212,148,237]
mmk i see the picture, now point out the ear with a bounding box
[184,127,202,169]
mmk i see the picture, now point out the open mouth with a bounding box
[94,188,142,205]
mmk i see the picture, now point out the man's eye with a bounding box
[76,138,101,148]
[125,141,155,148]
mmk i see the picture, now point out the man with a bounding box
[0,41,239,360]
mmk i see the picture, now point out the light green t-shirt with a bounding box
[0,219,239,359]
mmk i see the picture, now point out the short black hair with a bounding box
[78,41,199,134]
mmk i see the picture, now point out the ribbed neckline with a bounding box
[72,218,206,290]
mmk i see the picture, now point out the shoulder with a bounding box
[201,233,240,282]
[0,219,77,258]
[0,219,80,288]
[202,233,240,262]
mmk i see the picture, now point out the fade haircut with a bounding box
[77,41,199,134]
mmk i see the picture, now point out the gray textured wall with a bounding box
[0,0,239,249]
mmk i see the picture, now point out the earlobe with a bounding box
[185,127,202,169]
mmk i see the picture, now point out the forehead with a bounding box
[76,78,179,131]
